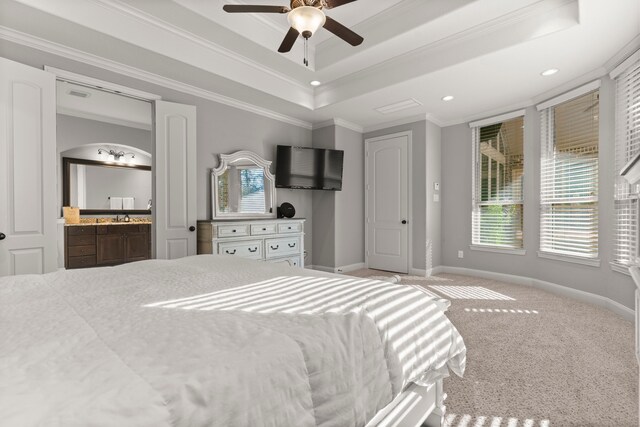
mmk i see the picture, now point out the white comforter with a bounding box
[0,255,465,427]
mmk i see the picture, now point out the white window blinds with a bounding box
[472,115,524,249]
[613,57,640,267]
[540,89,600,259]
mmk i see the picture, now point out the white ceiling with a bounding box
[56,81,152,130]
[1,0,639,130]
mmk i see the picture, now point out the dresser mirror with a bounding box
[212,150,276,218]
[63,157,152,214]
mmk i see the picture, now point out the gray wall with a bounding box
[364,119,442,272]
[310,124,365,270]
[1,42,315,264]
[441,76,636,309]
[57,114,152,154]
[426,121,442,271]
[311,126,337,268]
[335,125,365,268]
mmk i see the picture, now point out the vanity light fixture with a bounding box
[98,148,135,162]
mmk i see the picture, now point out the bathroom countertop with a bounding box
[65,221,152,226]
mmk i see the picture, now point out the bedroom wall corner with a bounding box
[440,75,636,310]
[312,125,337,269]
[310,124,365,271]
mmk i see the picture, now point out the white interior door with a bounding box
[366,133,410,273]
[0,57,57,276]
[154,100,197,260]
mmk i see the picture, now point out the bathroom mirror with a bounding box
[212,151,276,218]
[63,157,152,214]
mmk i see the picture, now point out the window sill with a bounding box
[469,245,526,256]
[610,262,632,276]
[537,251,600,267]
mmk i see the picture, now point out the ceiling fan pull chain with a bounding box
[304,38,309,67]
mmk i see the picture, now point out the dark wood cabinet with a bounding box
[65,224,151,269]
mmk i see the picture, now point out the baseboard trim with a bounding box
[310,263,366,274]
[438,266,634,322]
[336,263,366,274]
[410,268,427,276]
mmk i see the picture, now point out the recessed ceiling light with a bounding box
[310,80,321,87]
[541,68,559,76]
[442,95,454,102]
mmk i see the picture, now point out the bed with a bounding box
[0,255,466,427]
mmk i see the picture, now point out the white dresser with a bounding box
[197,219,305,267]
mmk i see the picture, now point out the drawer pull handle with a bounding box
[232,229,237,233]
[248,247,258,253]
[288,227,292,230]
[270,245,279,250]
[288,243,296,248]
[262,228,267,231]
[226,249,237,255]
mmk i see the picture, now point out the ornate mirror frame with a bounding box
[211,150,276,219]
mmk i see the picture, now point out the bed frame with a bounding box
[366,380,446,427]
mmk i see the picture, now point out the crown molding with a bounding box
[334,118,363,133]
[94,0,313,90]
[312,118,364,133]
[605,33,640,76]
[0,26,313,130]
[363,114,431,134]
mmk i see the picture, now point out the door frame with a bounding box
[44,66,161,261]
[364,130,413,273]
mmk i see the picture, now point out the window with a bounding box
[472,115,525,250]
[613,57,640,268]
[539,88,600,261]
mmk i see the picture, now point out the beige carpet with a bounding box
[348,269,639,427]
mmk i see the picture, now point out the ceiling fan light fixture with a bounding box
[288,6,326,38]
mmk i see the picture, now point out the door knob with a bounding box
[401,220,407,225]
[0,232,5,240]
[189,226,196,232]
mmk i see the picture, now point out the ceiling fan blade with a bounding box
[323,16,363,46]
[223,5,290,13]
[323,0,357,9]
[278,27,300,53]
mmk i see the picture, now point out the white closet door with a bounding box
[154,100,197,259]
[366,133,410,273]
[0,57,57,276]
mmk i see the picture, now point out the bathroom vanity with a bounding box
[64,223,151,269]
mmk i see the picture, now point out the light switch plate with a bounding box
[433,194,440,202]
[434,182,440,191]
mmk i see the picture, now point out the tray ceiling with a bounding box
[1,0,638,130]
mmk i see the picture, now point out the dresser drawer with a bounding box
[67,234,95,247]
[268,256,301,267]
[265,237,300,259]
[277,222,302,234]
[251,223,277,236]
[218,240,263,259]
[68,244,97,257]
[67,226,97,236]
[218,224,250,238]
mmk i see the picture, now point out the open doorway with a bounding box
[54,72,155,269]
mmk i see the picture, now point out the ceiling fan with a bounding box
[223,0,364,66]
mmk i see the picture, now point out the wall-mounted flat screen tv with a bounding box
[275,145,344,191]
